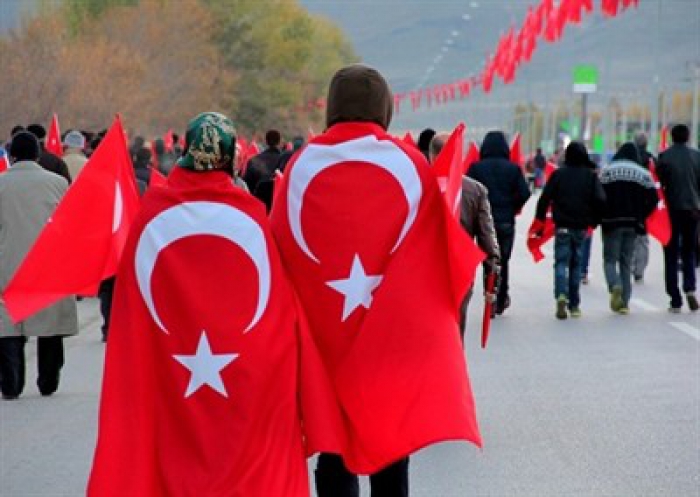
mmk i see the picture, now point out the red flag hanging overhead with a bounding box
[270,122,482,473]
[88,167,342,496]
[46,113,63,157]
[646,161,671,246]
[601,0,620,17]
[2,116,140,323]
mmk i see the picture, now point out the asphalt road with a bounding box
[1,194,698,497]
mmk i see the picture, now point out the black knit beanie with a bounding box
[10,131,40,161]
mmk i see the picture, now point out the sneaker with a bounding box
[569,307,582,318]
[556,295,568,320]
[617,307,630,315]
[610,286,623,312]
[686,292,699,312]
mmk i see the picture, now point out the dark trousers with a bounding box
[315,453,409,497]
[663,210,700,307]
[98,277,116,340]
[494,222,515,309]
[0,336,64,397]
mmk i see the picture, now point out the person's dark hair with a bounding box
[325,64,393,130]
[418,128,436,153]
[10,125,24,137]
[172,133,179,144]
[27,124,47,141]
[670,124,690,144]
[9,131,40,161]
[265,129,281,148]
[612,142,642,165]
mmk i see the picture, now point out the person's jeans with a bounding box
[663,210,700,307]
[315,453,409,497]
[580,232,593,277]
[631,234,649,279]
[602,227,637,306]
[553,228,587,308]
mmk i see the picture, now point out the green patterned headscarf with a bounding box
[177,112,236,171]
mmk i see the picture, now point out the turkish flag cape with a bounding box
[46,113,63,157]
[646,161,671,246]
[88,167,342,496]
[270,122,482,474]
[3,117,140,322]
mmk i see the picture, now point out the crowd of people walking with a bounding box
[0,63,698,496]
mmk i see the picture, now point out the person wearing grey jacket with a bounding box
[0,132,78,400]
[657,124,700,312]
[429,132,500,336]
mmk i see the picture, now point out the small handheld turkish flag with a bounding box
[46,113,63,157]
[88,167,341,496]
[271,122,482,474]
[3,116,140,322]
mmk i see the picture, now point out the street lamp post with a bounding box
[691,63,700,149]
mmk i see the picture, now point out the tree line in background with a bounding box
[0,0,357,140]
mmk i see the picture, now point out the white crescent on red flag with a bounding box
[3,116,140,322]
[270,122,482,474]
[88,167,341,496]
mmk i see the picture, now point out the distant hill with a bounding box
[301,0,700,134]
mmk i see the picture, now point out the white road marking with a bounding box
[630,298,660,312]
[669,321,700,341]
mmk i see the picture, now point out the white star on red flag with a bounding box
[173,331,238,398]
[326,254,383,321]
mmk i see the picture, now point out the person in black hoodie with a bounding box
[535,142,606,319]
[599,142,658,314]
[468,130,531,314]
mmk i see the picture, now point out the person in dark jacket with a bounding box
[430,132,500,337]
[276,135,304,173]
[243,129,282,211]
[27,124,72,184]
[535,142,606,319]
[468,130,531,314]
[599,142,658,314]
[657,124,700,312]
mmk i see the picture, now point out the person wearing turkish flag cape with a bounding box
[270,65,482,496]
[88,113,342,497]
